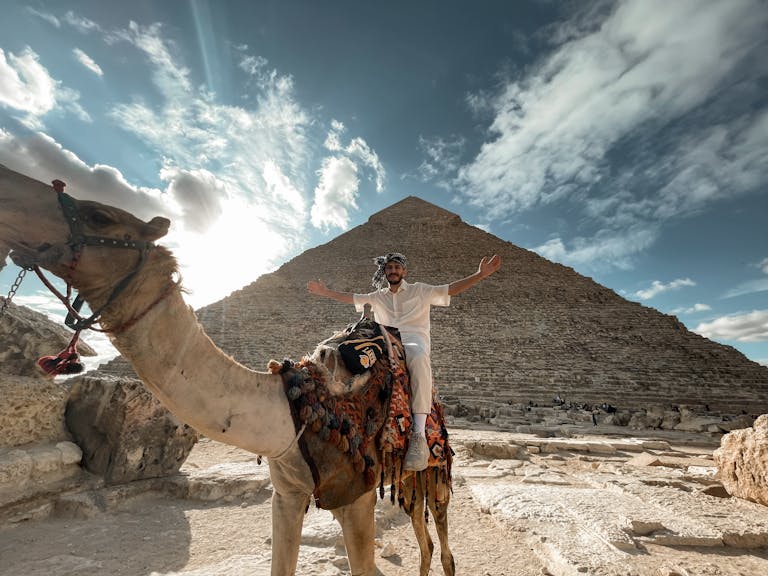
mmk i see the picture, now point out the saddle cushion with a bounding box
[338,333,386,374]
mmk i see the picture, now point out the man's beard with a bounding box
[387,273,403,286]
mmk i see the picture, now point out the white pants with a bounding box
[402,339,433,414]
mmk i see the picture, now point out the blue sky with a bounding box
[0,0,766,367]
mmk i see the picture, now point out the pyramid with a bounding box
[103,196,768,414]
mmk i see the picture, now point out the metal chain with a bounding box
[0,266,31,318]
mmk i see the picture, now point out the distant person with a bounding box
[307,252,501,471]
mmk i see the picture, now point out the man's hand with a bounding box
[307,279,327,296]
[448,254,501,296]
[478,254,501,278]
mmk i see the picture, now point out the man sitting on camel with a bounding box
[307,252,501,471]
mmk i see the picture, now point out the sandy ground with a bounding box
[3,427,768,576]
[0,436,545,576]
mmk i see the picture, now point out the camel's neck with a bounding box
[96,269,296,457]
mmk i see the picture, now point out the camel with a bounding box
[0,163,453,576]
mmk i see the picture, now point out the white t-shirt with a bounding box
[353,280,450,352]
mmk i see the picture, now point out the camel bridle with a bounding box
[34,179,158,333]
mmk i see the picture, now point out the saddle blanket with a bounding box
[276,319,452,510]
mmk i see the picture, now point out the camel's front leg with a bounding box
[268,449,315,576]
[331,489,379,576]
[270,488,312,576]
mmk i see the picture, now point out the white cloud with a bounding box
[0,130,169,222]
[159,167,226,233]
[324,120,345,152]
[346,137,385,193]
[695,310,768,343]
[446,0,767,271]
[310,157,359,231]
[722,258,768,298]
[110,21,193,98]
[0,48,57,116]
[106,21,314,234]
[13,291,68,323]
[238,54,269,76]
[723,278,768,299]
[323,121,385,193]
[26,8,60,28]
[73,48,103,76]
[652,111,768,219]
[63,11,103,34]
[534,225,658,270]
[0,47,89,127]
[634,278,695,301]
[417,135,465,187]
[670,303,712,315]
[458,0,766,210]
[262,160,307,219]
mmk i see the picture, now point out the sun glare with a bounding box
[165,196,293,309]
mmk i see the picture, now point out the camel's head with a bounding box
[0,164,173,310]
[306,323,385,397]
[309,341,361,393]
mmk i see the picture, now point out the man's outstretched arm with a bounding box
[448,255,501,296]
[307,279,355,305]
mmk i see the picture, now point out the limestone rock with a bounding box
[625,453,662,467]
[0,299,95,377]
[65,374,199,484]
[163,461,271,502]
[715,414,768,506]
[0,375,70,447]
[660,411,681,430]
[0,441,85,509]
[380,542,398,558]
[628,411,662,430]
[625,452,713,470]
[463,440,527,460]
[717,414,755,432]
[674,415,724,433]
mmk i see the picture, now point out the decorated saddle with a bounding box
[271,318,452,510]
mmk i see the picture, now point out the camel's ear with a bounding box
[144,216,171,241]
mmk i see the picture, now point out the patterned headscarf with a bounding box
[371,252,408,289]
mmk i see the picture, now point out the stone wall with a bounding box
[0,301,89,512]
[0,375,71,447]
[98,196,768,416]
[0,301,194,516]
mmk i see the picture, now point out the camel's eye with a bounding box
[88,210,115,228]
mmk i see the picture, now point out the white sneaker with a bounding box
[404,432,429,471]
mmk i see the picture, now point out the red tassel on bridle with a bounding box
[37,330,86,376]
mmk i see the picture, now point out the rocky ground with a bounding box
[2,423,768,576]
